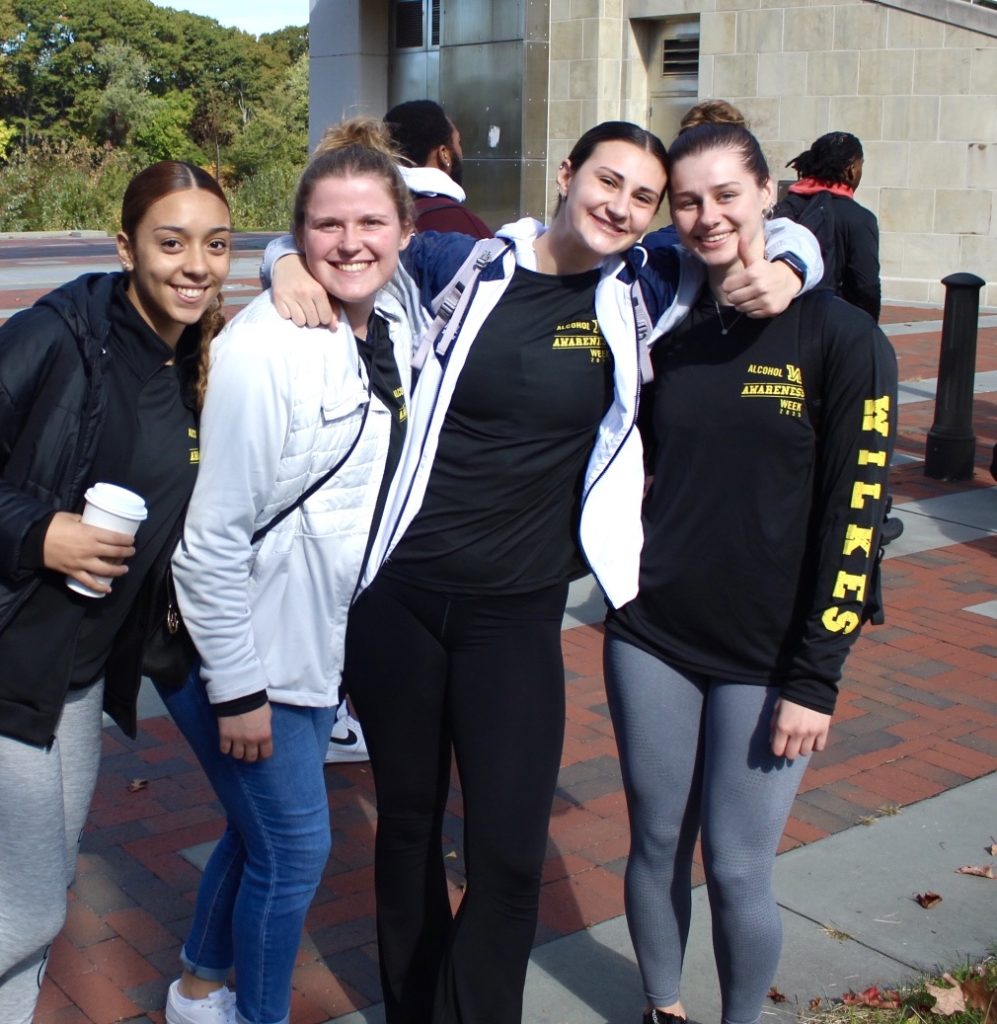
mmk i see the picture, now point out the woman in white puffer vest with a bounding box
[159,118,420,1024]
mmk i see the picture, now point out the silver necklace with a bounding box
[714,299,743,336]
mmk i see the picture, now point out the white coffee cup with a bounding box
[66,483,148,598]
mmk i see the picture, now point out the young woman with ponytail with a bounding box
[159,118,418,1024]
[605,120,896,1024]
[0,161,231,1024]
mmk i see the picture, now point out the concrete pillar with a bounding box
[309,0,390,147]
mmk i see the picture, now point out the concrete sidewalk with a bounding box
[518,772,997,1024]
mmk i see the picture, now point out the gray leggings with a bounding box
[0,682,105,1024]
[604,636,808,1024]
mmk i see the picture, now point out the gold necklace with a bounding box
[713,299,744,336]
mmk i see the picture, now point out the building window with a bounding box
[394,0,441,50]
[395,1,423,49]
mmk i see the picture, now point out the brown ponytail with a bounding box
[195,294,227,412]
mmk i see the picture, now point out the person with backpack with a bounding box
[158,119,419,1024]
[383,99,493,238]
[603,120,897,1024]
[775,130,881,321]
[263,119,822,1024]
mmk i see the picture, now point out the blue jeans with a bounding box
[157,672,335,1024]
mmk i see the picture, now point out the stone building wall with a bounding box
[545,0,997,307]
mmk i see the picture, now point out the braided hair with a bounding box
[786,132,863,186]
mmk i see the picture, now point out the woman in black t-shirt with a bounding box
[0,162,230,1024]
[604,123,897,1024]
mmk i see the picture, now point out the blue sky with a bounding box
[150,0,308,36]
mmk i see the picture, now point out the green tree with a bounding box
[226,53,308,181]
[259,25,309,66]
[133,90,200,164]
[0,0,308,227]
[89,41,152,147]
[0,118,15,160]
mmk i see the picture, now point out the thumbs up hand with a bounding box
[722,228,802,317]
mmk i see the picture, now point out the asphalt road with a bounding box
[0,231,280,261]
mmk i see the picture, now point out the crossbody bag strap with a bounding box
[250,377,372,546]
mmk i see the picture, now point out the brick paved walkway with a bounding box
[3,250,994,1023]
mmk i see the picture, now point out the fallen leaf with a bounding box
[914,890,943,908]
[768,986,787,1004]
[127,778,148,792]
[822,924,852,941]
[444,850,458,859]
[808,997,822,1012]
[926,979,966,1017]
[956,864,995,878]
[961,977,997,1024]
[986,840,997,856]
[841,986,902,1009]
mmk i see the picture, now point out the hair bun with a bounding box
[314,117,401,162]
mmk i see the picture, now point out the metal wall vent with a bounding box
[396,1,424,48]
[662,37,699,78]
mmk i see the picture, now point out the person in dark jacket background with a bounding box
[0,161,230,1024]
[780,130,881,321]
[383,99,493,238]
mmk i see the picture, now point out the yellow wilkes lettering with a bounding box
[820,394,891,636]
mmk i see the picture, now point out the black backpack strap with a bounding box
[798,291,829,431]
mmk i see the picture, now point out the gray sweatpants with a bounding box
[0,682,105,1024]
[604,636,809,1024]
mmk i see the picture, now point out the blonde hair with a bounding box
[296,117,414,243]
[679,100,748,134]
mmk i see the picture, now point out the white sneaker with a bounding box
[165,979,236,1024]
[325,700,369,763]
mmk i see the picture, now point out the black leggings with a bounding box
[343,574,569,1024]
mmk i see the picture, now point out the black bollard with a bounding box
[924,272,986,481]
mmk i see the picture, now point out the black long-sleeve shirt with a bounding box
[607,289,897,714]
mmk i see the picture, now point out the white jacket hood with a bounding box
[399,165,466,202]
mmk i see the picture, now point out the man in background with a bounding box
[384,99,492,238]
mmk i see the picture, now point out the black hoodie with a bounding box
[0,273,200,745]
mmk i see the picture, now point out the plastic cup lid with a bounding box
[84,483,149,521]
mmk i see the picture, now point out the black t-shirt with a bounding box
[385,265,613,595]
[607,288,896,714]
[74,287,199,683]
